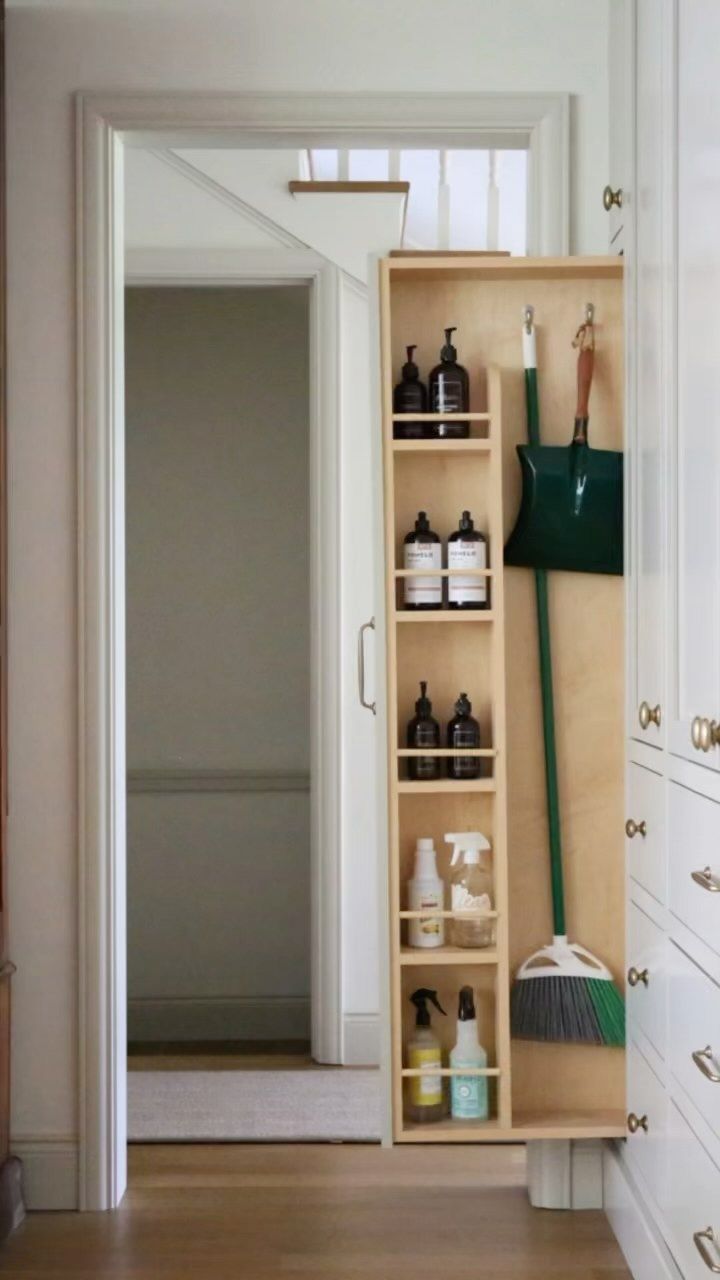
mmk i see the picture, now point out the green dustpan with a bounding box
[504,320,623,577]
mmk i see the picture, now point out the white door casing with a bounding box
[77,90,568,1211]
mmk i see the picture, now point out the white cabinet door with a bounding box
[630,0,671,749]
[671,0,720,770]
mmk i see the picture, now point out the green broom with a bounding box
[509,307,624,1047]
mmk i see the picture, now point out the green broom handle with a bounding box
[525,365,566,937]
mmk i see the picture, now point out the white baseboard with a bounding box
[342,1013,379,1066]
[11,1138,78,1210]
[603,1144,681,1280]
[128,995,310,1043]
[527,1139,603,1209]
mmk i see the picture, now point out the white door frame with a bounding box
[76,90,569,1211]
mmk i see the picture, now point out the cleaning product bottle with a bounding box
[407,838,445,949]
[393,345,428,440]
[406,682,440,780]
[446,832,494,948]
[448,510,489,610]
[428,327,469,439]
[450,986,488,1121]
[447,692,481,779]
[407,988,447,1123]
[403,511,442,610]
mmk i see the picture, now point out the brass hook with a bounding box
[523,305,534,334]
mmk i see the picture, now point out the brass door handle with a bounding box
[627,966,649,987]
[692,716,720,752]
[603,185,623,211]
[692,867,720,893]
[625,818,647,839]
[694,1227,720,1273]
[626,1112,648,1134]
[638,701,661,730]
[692,1047,720,1084]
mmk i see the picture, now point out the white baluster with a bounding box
[438,149,450,249]
[487,150,500,251]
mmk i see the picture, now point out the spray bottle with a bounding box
[407,988,447,1123]
[445,832,494,949]
[450,986,488,1121]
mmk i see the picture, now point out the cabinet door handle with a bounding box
[692,1047,720,1084]
[603,185,623,211]
[625,818,647,839]
[357,617,376,716]
[694,1227,720,1273]
[693,717,720,752]
[626,1112,648,1134]
[627,966,649,987]
[638,701,661,730]
[692,867,720,894]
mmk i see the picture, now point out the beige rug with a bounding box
[128,1068,381,1142]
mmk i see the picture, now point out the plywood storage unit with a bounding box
[379,255,626,1143]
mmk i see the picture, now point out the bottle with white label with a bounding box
[403,511,442,610]
[445,832,494,949]
[448,510,488,609]
[407,838,445,948]
[450,986,488,1121]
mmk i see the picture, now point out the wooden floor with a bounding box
[0,1144,631,1279]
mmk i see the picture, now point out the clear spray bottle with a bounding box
[445,832,494,949]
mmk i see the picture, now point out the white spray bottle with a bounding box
[445,832,494,949]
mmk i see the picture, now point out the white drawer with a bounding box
[627,900,667,1057]
[669,944,720,1146]
[626,1039,669,1208]
[666,1101,720,1280]
[669,782,720,958]
[627,762,666,903]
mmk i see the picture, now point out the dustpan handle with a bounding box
[572,327,594,444]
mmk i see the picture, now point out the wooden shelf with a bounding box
[400,946,499,965]
[401,1066,500,1078]
[397,780,495,795]
[397,1109,626,1143]
[395,610,494,623]
[380,252,626,1147]
[392,439,491,455]
[397,748,496,757]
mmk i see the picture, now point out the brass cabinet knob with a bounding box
[695,717,720,752]
[692,1046,720,1084]
[627,966,649,987]
[626,1112,648,1134]
[625,818,647,839]
[638,701,661,730]
[603,185,623,211]
[694,1227,720,1273]
[691,867,720,893]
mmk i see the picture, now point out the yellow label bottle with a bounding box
[407,988,447,1123]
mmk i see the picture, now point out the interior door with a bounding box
[671,0,720,768]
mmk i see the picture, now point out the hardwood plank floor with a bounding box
[0,1144,630,1278]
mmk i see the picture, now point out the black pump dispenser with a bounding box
[440,327,458,361]
[410,988,447,1027]
[458,985,476,1022]
[447,691,482,780]
[448,508,489,610]
[406,681,441,781]
[429,325,470,439]
[403,511,442,610]
[393,343,428,440]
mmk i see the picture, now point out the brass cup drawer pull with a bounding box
[693,1046,720,1084]
[603,185,623,211]
[625,818,647,839]
[694,1227,720,1273]
[692,867,720,894]
[627,966,649,988]
[692,716,720,752]
[626,1112,648,1134]
[639,701,661,730]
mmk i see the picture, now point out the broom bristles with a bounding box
[511,975,625,1047]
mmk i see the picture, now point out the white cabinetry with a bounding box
[614,3,720,1277]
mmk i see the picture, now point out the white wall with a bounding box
[125,286,310,1042]
[6,0,610,1199]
